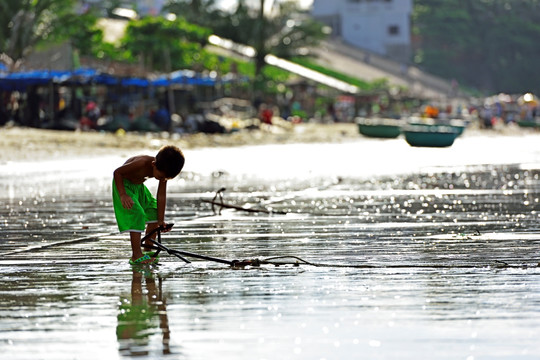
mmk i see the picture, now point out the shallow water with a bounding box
[1,133,540,359]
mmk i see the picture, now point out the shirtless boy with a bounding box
[113,145,185,265]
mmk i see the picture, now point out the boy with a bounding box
[113,145,185,265]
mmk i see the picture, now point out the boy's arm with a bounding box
[114,168,134,209]
[113,159,145,209]
[156,179,168,228]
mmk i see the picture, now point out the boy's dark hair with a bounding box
[155,145,185,178]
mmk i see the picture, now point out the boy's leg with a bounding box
[143,222,159,250]
[140,184,158,251]
[130,231,147,262]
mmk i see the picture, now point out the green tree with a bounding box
[413,0,540,94]
[0,0,77,70]
[164,0,222,26]
[220,0,327,79]
[47,9,106,59]
[165,0,327,80]
[120,16,212,72]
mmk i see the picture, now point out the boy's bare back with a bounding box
[116,155,155,184]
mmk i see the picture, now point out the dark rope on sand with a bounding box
[6,187,538,269]
[6,232,537,269]
[4,184,338,257]
[3,231,117,256]
[241,256,539,269]
[2,213,216,257]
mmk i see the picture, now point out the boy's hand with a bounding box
[120,194,134,209]
[159,222,173,232]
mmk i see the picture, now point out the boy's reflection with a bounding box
[117,269,172,356]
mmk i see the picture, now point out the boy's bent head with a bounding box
[155,145,185,179]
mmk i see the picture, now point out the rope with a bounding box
[8,186,535,270]
[243,256,539,269]
[7,230,536,270]
[4,231,117,256]
[3,214,215,257]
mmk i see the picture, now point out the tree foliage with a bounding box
[120,16,212,71]
[0,0,77,69]
[48,10,105,58]
[164,0,328,78]
[413,0,540,94]
[164,0,222,26]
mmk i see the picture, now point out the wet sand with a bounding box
[2,123,540,360]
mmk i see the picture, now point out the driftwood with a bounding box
[202,188,287,215]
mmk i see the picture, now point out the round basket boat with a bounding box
[356,117,402,139]
[403,124,460,148]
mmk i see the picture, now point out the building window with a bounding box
[388,25,399,35]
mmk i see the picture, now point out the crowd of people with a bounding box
[2,85,539,133]
[478,93,539,128]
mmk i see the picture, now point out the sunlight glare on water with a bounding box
[184,134,540,181]
[1,134,540,359]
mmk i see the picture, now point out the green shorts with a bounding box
[112,179,157,233]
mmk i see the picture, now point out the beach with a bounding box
[2,122,540,360]
[2,118,535,164]
[0,122,360,163]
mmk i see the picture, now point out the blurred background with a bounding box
[1,0,539,134]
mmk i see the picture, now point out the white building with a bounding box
[312,0,412,63]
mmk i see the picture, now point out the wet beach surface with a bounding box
[1,129,540,359]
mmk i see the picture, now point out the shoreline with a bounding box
[1,121,535,163]
[0,123,360,162]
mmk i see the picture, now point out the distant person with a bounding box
[425,105,439,119]
[0,93,9,125]
[113,145,185,265]
[7,92,20,123]
[86,101,100,124]
[259,104,273,125]
[153,106,171,131]
[26,86,40,127]
[326,103,338,122]
[80,101,100,130]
